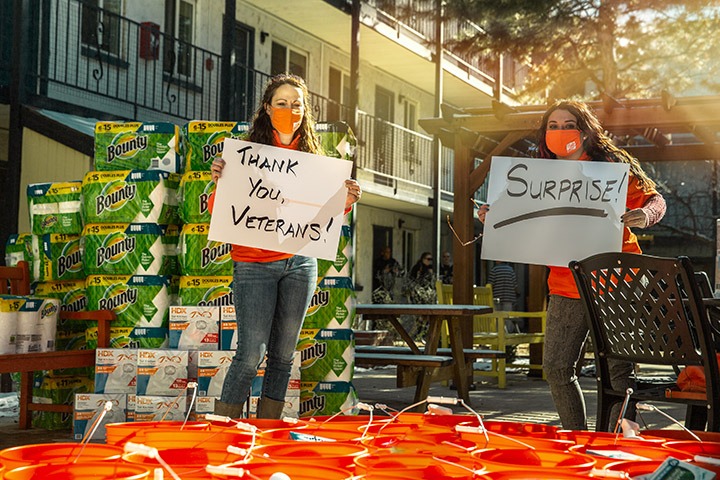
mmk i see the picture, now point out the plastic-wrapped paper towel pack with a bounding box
[81,170,180,225]
[178,171,214,224]
[5,233,33,267]
[82,223,169,276]
[26,182,82,235]
[181,121,249,172]
[178,224,232,276]
[31,233,84,282]
[94,122,181,173]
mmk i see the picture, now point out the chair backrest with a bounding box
[695,271,714,298]
[571,253,719,388]
[0,261,31,296]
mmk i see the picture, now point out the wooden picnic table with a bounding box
[355,303,492,406]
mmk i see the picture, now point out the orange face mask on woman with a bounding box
[546,129,583,157]
[270,107,302,135]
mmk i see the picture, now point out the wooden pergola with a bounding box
[419,93,720,360]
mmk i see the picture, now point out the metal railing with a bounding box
[4,0,469,204]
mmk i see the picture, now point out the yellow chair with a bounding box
[436,280,546,389]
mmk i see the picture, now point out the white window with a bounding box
[328,66,351,122]
[81,0,122,56]
[402,97,417,130]
[271,41,307,79]
[164,0,195,77]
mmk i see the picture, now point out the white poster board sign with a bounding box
[481,156,629,267]
[208,139,352,260]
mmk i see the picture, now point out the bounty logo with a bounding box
[96,181,137,216]
[96,232,136,268]
[201,131,236,164]
[98,284,138,313]
[298,339,326,369]
[198,181,216,216]
[198,285,234,306]
[200,242,232,269]
[40,301,58,319]
[41,215,58,230]
[62,290,87,312]
[299,393,326,417]
[57,241,83,278]
[107,132,148,163]
[305,288,330,316]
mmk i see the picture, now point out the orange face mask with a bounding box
[270,107,302,135]
[545,129,582,157]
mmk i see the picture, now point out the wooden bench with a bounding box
[0,261,116,429]
[355,352,453,368]
[355,345,505,360]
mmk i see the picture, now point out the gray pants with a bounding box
[543,295,635,430]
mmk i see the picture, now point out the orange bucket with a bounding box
[0,443,124,471]
[471,448,596,474]
[354,452,481,479]
[569,443,692,468]
[556,429,666,446]
[261,425,363,444]
[604,459,665,477]
[207,461,351,480]
[104,421,209,446]
[142,429,255,452]
[249,442,366,470]
[478,470,593,479]
[662,440,720,458]
[456,425,573,452]
[2,461,150,480]
[360,434,440,454]
[123,448,237,480]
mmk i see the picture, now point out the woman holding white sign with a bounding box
[478,100,665,430]
[209,73,361,419]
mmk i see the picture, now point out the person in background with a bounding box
[372,246,403,304]
[209,73,361,419]
[488,261,518,312]
[406,252,436,305]
[439,251,454,285]
[478,100,665,430]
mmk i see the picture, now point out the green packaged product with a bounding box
[182,121,249,172]
[178,275,233,306]
[27,182,83,235]
[31,234,84,282]
[82,223,166,276]
[178,223,232,276]
[178,171,215,224]
[5,233,33,267]
[94,121,181,173]
[81,170,180,224]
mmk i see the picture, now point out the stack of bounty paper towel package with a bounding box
[70,121,184,437]
[296,122,359,418]
[2,181,88,430]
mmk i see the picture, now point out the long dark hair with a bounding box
[248,73,323,155]
[536,100,655,191]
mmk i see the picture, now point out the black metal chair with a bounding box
[571,252,720,432]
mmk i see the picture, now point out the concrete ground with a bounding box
[0,361,688,450]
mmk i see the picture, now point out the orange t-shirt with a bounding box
[547,171,658,298]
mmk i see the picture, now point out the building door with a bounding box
[374,86,394,185]
[232,21,255,122]
[372,225,394,292]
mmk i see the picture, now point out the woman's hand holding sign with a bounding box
[620,208,649,228]
[211,158,226,184]
[345,179,362,210]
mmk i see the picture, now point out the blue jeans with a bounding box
[220,255,317,405]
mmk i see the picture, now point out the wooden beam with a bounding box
[625,143,720,162]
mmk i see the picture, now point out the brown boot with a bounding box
[213,400,244,419]
[256,397,285,419]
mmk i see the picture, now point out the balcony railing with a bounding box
[3,0,472,207]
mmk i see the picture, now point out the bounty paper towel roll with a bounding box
[317,225,353,279]
[81,170,180,225]
[86,274,170,349]
[297,328,354,383]
[178,224,232,276]
[32,280,87,313]
[20,297,60,353]
[94,122,181,173]
[27,182,82,235]
[299,381,358,418]
[182,121,249,172]
[178,171,214,224]
[0,296,24,354]
[82,223,166,276]
[303,277,356,329]
[178,276,233,306]
[32,233,84,282]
